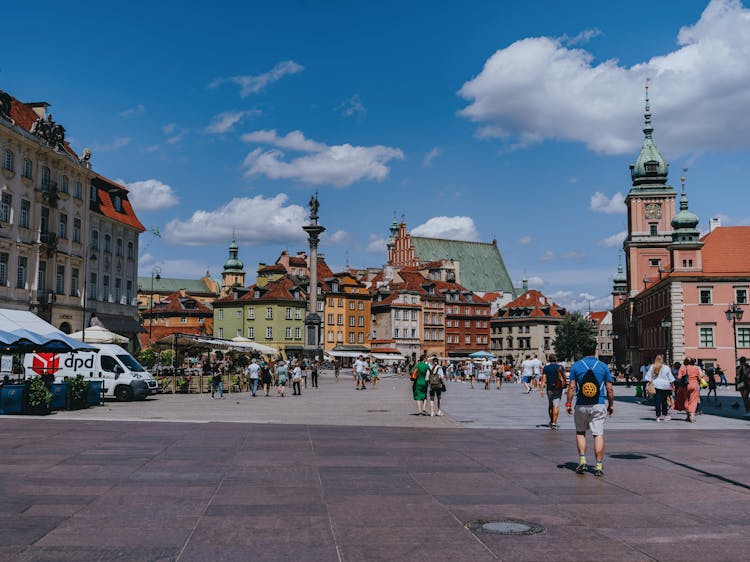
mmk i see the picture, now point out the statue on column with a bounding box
[309,192,319,222]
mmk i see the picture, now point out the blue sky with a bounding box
[5,0,750,311]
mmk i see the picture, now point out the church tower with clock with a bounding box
[623,86,676,296]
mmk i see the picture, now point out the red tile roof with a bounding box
[316,258,334,280]
[259,264,287,274]
[215,277,306,304]
[496,289,565,319]
[94,175,145,232]
[701,227,750,274]
[588,311,608,325]
[143,290,213,316]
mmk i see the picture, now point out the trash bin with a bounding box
[0,384,25,415]
[87,380,103,406]
[50,382,69,411]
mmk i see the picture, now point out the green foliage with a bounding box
[68,374,89,402]
[138,347,157,368]
[27,377,52,407]
[552,312,597,362]
[159,350,175,366]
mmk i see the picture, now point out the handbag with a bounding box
[645,381,656,397]
[410,367,418,381]
[699,378,708,389]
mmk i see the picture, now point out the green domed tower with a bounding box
[669,176,703,272]
[221,238,245,296]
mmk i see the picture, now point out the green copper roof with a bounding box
[630,86,670,189]
[137,276,215,295]
[223,238,244,272]
[411,237,515,294]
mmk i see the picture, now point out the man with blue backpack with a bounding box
[565,341,614,477]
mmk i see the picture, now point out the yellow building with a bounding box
[323,272,371,353]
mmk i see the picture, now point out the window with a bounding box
[295,327,301,339]
[104,234,112,253]
[16,256,27,289]
[40,206,49,234]
[649,259,661,267]
[90,185,97,202]
[73,219,81,243]
[266,307,273,319]
[327,330,333,342]
[357,332,363,344]
[126,280,132,304]
[113,195,122,212]
[248,308,255,320]
[127,241,134,259]
[336,331,343,342]
[88,272,97,300]
[737,327,750,348]
[2,149,13,171]
[41,166,50,188]
[285,327,292,339]
[358,301,363,310]
[74,181,82,199]
[295,308,302,320]
[266,327,273,339]
[102,275,109,301]
[349,301,355,310]
[317,301,324,312]
[338,298,343,307]
[394,310,400,320]
[71,268,79,296]
[337,314,343,325]
[56,264,65,294]
[465,335,471,344]
[235,328,241,337]
[218,328,224,338]
[285,307,292,320]
[645,162,658,173]
[349,316,355,327]
[18,199,30,229]
[58,214,67,239]
[348,332,355,343]
[181,316,187,324]
[0,193,10,222]
[116,238,123,257]
[218,309,224,320]
[411,310,418,321]
[649,224,657,236]
[59,175,68,193]
[235,309,242,319]
[699,326,714,348]
[22,158,32,179]
[327,313,333,325]
[358,316,364,327]
[91,230,99,249]
[465,320,470,328]
[736,288,748,305]
[248,327,254,339]
[0,253,7,286]
[699,288,712,305]
[394,328,400,338]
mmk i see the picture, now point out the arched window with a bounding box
[41,166,50,188]
[59,175,69,193]
[2,149,13,171]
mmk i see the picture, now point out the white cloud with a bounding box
[166,131,187,145]
[590,192,626,214]
[601,230,628,247]
[559,28,602,47]
[119,104,145,118]
[116,178,179,212]
[548,290,611,313]
[336,95,367,120]
[242,129,404,188]
[205,110,261,134]
[540,250,556,261]
[366,235,387,254]
[423,147,442,167]
[209,60,304,97]
[411,216,480,241]
[162,123,177,134]
[561,251,586,260]
[324,230,350,245]
[164,194,307,247]
[458,0,750,155]
[518,235,533,245]
[144,145,160,153]
[526,275,545,287]
[92,137,131,151]
[139,253,215,278]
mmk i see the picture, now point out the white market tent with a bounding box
[153,333,277,355]
[68,325,129,344]
[0,308,62,334]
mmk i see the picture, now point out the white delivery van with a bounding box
[24,344,157,401]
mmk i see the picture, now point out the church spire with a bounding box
[643,80,653,140]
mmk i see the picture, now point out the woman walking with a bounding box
[260,360,273,397]
[675,358,701,422]
[427,357,445,416]
[291,363,302,396]
[275,361,289,397]
[644,354,675,422]
[411,355,430,415]
[369,360,380,388]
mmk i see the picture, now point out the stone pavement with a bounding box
[0,373,748,561]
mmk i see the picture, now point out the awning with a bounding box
[153,333,277,355]
[91,314,144,335]
[326,350,365,358]
[371,353,405,361]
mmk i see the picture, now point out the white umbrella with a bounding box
[68,325,129,344]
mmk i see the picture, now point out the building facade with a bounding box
[439,281,490,356]
[587,311,614,366]
[139,289,213,347]
[491,289,566,366]
[323,272,371,352]
[0,89,142,338]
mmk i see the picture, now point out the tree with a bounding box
[552,312,597,362]
[137,347,157,368]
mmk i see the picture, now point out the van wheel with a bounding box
[115,386,133,402]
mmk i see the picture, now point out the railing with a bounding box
[41,182,59,206]
[40,231,57,256]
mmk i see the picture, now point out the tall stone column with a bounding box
[303,194,325,360]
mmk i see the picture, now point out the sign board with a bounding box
[1,355,12,373]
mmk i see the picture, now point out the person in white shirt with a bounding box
[354,356,368,390]
[481,358,492,390]
[247,358,260,397]
[531,355,543,390]
[466,360,475,389]
[521,355,534,393]
[292,364,303,396]
[643,354,675,421]
[427,357,445,416]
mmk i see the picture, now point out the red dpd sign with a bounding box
[31,353,59,377]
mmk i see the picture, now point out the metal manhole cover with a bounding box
[366,409,389,413]
[466,519,544,536]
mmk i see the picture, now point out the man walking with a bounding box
[247,358,260,397]
[540,354,565,429]
[354,355,368,390]
[521,355,534,393]
[311,360,319,388]
[566,342,614,477]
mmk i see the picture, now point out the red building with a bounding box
[436,281,491,356]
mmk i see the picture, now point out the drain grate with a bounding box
[466,519,544,536]
[366,409,389,413]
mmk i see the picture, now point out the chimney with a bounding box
[709,217,721,232]
[27,101,50,119]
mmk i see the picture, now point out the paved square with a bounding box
[1,372,747,561]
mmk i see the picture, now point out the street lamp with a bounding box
[81,248,97,342]
[149,265,162,342]
[660,317,672,366]
[725,303,744,380]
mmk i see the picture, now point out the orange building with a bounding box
[139,289,213,347]
[323,272,371,353]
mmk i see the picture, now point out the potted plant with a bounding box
[25,377,52,415]
[67,375,90,410]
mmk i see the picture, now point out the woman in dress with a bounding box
[260,360,273,397]
[411,355,430,415]
[369,359,380,388]
[675,358,701,422]
[275,361,289,397]
[643,354,675,421]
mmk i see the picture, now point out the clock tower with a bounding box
[623,86,676,296]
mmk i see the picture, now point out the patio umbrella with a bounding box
[68,325,129,344]
[3,329,96,354]
[469,351,495,359]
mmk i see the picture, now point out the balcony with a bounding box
[40,231,57,256]
[40,182,59,207]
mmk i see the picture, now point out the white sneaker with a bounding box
[437,411,444,416]
[664,416,671,421]
[430,412,435,417]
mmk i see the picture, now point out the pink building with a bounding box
[611,90,750,380]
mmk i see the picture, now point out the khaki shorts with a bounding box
[574,404,607,436]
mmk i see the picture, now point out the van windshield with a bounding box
[116,354,146,373]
